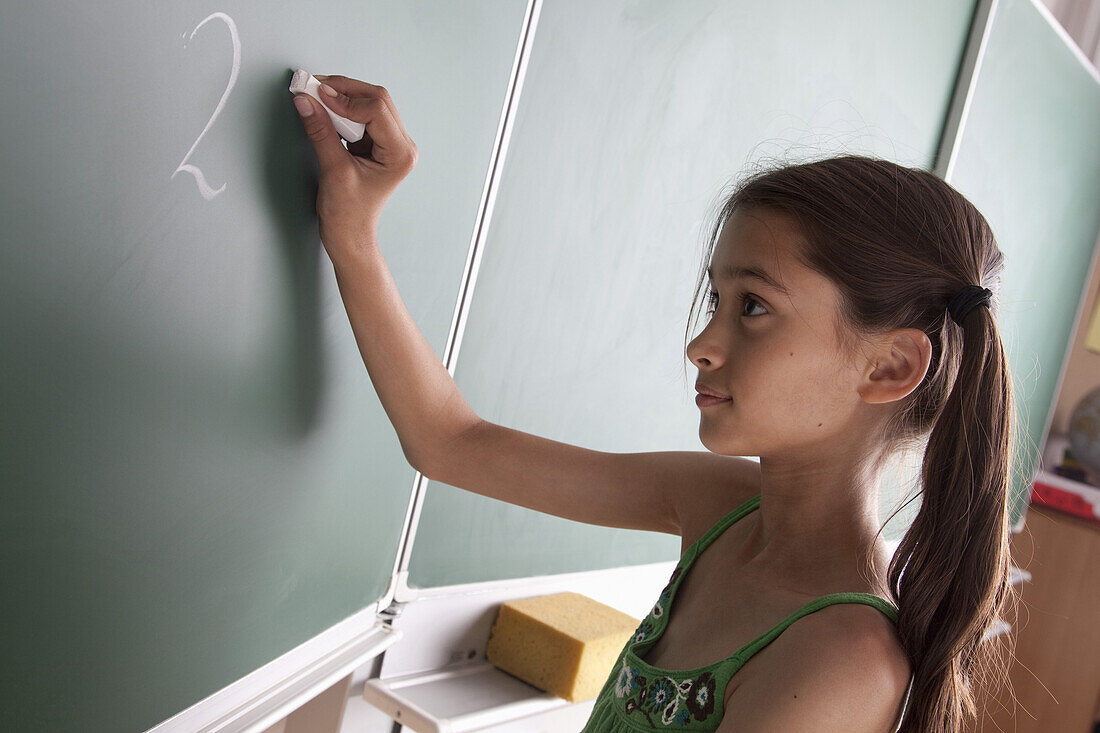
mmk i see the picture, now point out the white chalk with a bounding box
[289,69,366,143]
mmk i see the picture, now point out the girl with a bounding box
[292,76,1015,732]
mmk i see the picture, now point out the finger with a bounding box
[314,75,410,138]
[336,95,410,169]
[292,93,349,172]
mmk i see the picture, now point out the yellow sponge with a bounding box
[485,591,640,702]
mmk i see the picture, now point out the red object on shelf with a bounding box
[1030,471,1100,527]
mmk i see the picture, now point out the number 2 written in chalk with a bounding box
[171,11,240,201]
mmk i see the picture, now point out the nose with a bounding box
[686,325,724,369]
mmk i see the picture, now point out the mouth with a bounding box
[695,393,732,408]
[695,382,730,399]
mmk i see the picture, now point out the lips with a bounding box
[695,382,730,399]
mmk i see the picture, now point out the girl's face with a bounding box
[686,207,872,460]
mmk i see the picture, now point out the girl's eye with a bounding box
[705,288,720,316]
[705,288,766,318]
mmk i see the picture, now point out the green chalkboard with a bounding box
[6,0,1097,730]
[409,0,979,589]
[944,0,1100,522]
[0,1,527,731]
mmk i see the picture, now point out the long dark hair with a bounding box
[683,154,1017,731]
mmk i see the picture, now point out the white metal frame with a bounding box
[388,0,544,599]
[146,602,400,733]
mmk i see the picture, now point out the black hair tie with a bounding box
[947,285,992,325]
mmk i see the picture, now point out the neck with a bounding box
[737,453,892,595]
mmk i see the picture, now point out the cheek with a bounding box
[764,347,849,409]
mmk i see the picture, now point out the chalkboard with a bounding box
[0,1,528,731]
[944,0,1100,521]
[6,0,1098,730]
[408,0,979,589]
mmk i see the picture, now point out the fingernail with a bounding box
[319,83,337,97]
[293,95,313,116]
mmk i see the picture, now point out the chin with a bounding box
[698,429,752,457]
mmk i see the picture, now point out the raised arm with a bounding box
[293,75,759,538]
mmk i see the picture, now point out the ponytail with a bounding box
[889,304,1016,732]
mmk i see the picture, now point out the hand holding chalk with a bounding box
[289,69,365,142]
[291,73,419,259]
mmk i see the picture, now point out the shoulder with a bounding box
[719,602,911,732]
[675,455,760,550]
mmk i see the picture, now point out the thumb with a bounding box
[293,94,347,172]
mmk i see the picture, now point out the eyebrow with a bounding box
[706,264,791,296]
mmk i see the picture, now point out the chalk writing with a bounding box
[172,12,241,200]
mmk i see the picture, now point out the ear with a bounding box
[858,328,932,405]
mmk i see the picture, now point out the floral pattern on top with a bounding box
[612,658,717,727]
[601,562,722,729]
[629,563,682,646]
[582,503,762,731]
[633,619,657,645]
[648,564,682,624]
[581,498,904,731]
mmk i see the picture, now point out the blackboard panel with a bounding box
[409,0,977,590]
[946,0,1100,521]
[0,2,527,731]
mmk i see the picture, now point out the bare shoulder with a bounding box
[721,603,911,732]
[673,454,760,549]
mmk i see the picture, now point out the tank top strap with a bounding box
[689,493,761,557]
[734,592,900,664]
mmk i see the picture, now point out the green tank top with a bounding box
[579,493,900,732]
